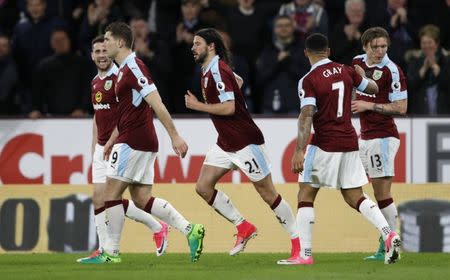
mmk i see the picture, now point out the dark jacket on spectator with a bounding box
[32,53,90,115]
[256,38,309,114]
[407,49,450,114]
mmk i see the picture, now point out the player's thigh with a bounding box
[361,137,400,178]
[197,164,230,189]
[107,143,157,185]
[232,144,271,182]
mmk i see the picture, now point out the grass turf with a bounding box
[0,253,449,280]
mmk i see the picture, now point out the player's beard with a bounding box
[194,51,207,64]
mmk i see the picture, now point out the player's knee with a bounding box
[195,183,211,201]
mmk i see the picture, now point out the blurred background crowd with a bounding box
[0,0,449,117]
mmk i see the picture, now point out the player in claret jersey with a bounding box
[292,33,401,265]
[77,36,170,263]
[185,28,300,265]
[80,22,204,264]
[351,27,407,261]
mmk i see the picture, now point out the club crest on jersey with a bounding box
[104,80,112,90]
[216,81,225,91]
[118,71,123,82]
[95,91,102,102]
[138,76,148,87]
[372,70,383,80]
[203,77,208,88]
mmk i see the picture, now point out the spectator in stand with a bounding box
[0,33,19,115]
[407,24,450,115]
[256,15,309,114]
[279,0,329,41]
[379,0,416,69]
[217,29,253,111]
[330,0,368,65]
[130,17,172,109]
[0,0,20,36]
[172,0,206,114]
[226,0,280,113]
[29,29,90,118]
[122,0,181,44]
[78,0,124,55]
[12,0,65,114]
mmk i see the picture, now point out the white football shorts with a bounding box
[106,143,157,185]
[203,144,271,182]
[299,144,368,189]
[92,143,107,184]
[359,137,400,178]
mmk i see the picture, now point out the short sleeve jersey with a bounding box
[92,64,119,146]
[352,54,407,140]
[201,56,264,152]
[114,52,158,152]
[298,58,370,152]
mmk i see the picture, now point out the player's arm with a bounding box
[352,98,407,115]
[185,90,235,115]
[144,91,188,158]
[92,115,97,157]
[292,105,314,173]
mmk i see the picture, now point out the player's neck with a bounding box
[115,49,133,66]
[309,55,328,66]
[98,64,112,79]
[202,53,216,69]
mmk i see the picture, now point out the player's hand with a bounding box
[103,140,113,161]
[185,90,200,110]
[354,64,365,77]
[351,100,372,113]
[291,150,305,174]
[171,135,188,158]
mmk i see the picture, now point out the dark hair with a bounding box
[361,27,390,47]
[305,33,328,53]
[105,22,133,49]
[195,28,232,66]
[91,35,104,47]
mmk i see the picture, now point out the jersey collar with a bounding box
[362,54,390,68]
[202,55,219,75]
[97,64,119,80]
[119,52,136,69]
[310,58,332,71]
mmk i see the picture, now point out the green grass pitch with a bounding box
[1,253,449,280]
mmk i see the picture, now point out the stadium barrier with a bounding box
[1,118,450,185]
[1,183,449,253]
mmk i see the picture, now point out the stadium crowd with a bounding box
[0,0,449,116]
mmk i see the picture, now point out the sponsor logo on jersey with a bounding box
[216,81,225,91]
[298,89,306,99]
[138,76,148,87]
[391,81,401,91]
[93,103,111,110]
[373,70,383,80]
[95,91,102,102]
[104,80,112,90]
